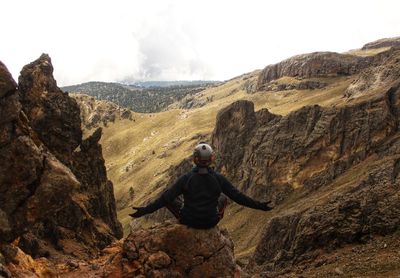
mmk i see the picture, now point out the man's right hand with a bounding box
[129,206,147,218]
[258,201,273,211]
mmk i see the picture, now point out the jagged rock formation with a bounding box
[0,54,122,272]
[361,36,400,50]
[212,65,400,274]
[18,54,82,165]
[71,93,133,130]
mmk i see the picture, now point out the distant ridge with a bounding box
[124,80,221,88]
[62,80,219,113]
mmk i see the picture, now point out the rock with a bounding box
[0,245,17,264]
[264,79,327,92]
[211,82,399,204]
[334,267,344,275]
[344,48,400,99]
[18,53,82,165]
[104,223,237,277]
[0,264,11,278]
[361,36,400,50]
[66,260,79,269]
[0,55,122,260]
[248,140,400,272]
[256,52,371,91]
[0,62,17,99]
[18,233,40,259]
[210,73,400,273]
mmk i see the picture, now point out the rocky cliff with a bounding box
[345,47,400,99]
[361,36,400,50]
[211,46,400,275]
[256,46,399,92]
[256,52,368,91]
[0,54,122,271]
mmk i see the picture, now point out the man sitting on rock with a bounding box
[130,143,272,229]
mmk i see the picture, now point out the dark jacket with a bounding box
[141,167,265,229]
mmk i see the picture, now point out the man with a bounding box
[130,143,272,229]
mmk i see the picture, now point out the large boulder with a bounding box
[103,223,237,277]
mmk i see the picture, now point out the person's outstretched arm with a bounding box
[217,174,272,211]
[130,174,187,217]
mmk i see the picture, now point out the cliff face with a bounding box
[345,48,400,99]
[361,36,400,50]
[256,52,368,91]
[0,55,122,265]
[256,47,399,92]
[211,47,400,274]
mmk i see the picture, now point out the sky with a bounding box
[1,0,400,86]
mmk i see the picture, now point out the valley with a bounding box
[1,36,400,277]
[76,38,400,264]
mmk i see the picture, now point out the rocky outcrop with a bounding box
[18,54,82,165]
[345,48,400,99]
[103,223,237,278]
[72,93,133,130]
[361,36,400,50]
[256,52,370,91]
[263,79,327,92]
[250,144,400,274]
[4,223,238,277]
[212,75,400,273]
[212,83,399,204]
[0,55,122,265]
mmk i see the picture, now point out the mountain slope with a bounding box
[94,40,400,268]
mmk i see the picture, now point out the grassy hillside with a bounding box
[91,44,400,259]
[95,68,362,257]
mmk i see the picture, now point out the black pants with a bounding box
[166,195,228,222]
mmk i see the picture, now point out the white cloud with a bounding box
[1,0,399,86]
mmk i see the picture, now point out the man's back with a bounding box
[179,170,222,228]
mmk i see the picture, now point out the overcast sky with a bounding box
[1,0,399,86]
